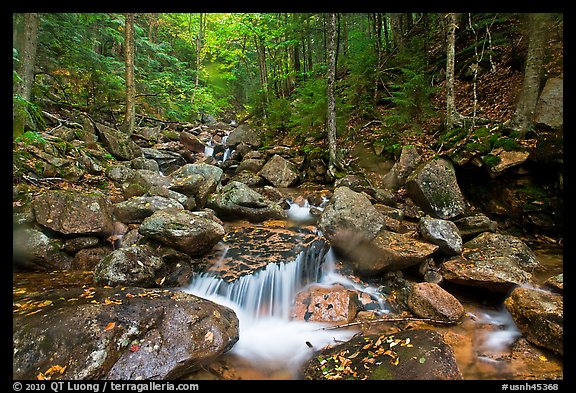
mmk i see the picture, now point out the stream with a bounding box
[181,194,563,380]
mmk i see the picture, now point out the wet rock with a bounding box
[292,284,359,323]
[33,190,114,236]
[302,329,462,380]
[94,122,142,160]
[258,154,300,188]
[207,181,287,222]
[317,186,385,245]
[196,225,326,282]
[453,213,498,240]
[510,338,563,380]
[139,208,225,256]
[405,158,466,219]
[418,216,463,256]
[504,286,563,356]
[13,287,239,379]
[382,145,422,190]
[63,236,101,253]
[94,245,164,287]
[225,124,261,148]
[13,227,74,271]
[533,77,563,130]
[349,230,439,276]
[544,273,563,293]
[407,282,464,323]
[112,196,184,224]
[179,131,206,153]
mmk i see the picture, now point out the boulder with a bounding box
[72,246,114,271]
[348,230,439,276]
[418,217,463,256]
[138,208,225,256]
[453,213,498,240]
[169,163,223,207]
[504,286,563,356]
[141,148,186,174]
[225,124,261,148]
[302,329,462,380]
[258,154,300,188]
[317,186,385,245]
[407,282,464,323]
[13,227,74,271]
[485,148,530,178]
[94,245,164,287]
[207,181,287,222]
[33,190,114,236]
[130,157,160,172]
[406,158,466,219]
[291,284,359,323]
[179,131,206,153]
[112,196,184,224]
[94,122,142,160]
[13,287,239,379]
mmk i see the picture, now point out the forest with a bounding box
[13,12,564,381]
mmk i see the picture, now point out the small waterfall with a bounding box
[184,239,361,375]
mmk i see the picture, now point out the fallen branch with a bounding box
[360,120,382,130]
[136,113,181,124]
[318,316,460,331]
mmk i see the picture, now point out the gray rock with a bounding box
[141,148,187,174]
[106,163,135,183]
[13,227,73,271]
[454,213,498,240]
[94,122,142,160]
[418,216,463,256]
[382,145,422,190]
[94,245,164,287]
[258,154,300,188]
[139,208,225,256]
[33,190,114,236]
[112,196,184,224]
[225,124,261,148]
[534,77,563,130]
[406,158,466,219]
[207,181,286,222]
[169,163,223,207]
[130,157,160,172]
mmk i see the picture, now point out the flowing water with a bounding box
[183,195,563,380]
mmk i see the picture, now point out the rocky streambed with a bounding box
[12,115,563,380]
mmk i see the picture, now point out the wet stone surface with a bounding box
[196,222,328,282]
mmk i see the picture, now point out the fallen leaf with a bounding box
[204,331,214,343]
[539,355,548,362]
[104,322,116,331]
[130,344,140,352]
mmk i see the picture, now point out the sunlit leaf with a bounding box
[103,322,116,331]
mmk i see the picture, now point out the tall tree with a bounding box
[13,13,40,135]
[121,13,136,134]
[506,13,551,138]
[326,12,341,177]
[445,12,465,129]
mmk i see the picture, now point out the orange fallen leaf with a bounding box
[104,322,116,331]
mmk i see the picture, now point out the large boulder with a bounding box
[225,124,261,148]
[405,158,466,219]
[504,286,563,356]
[440,232,541,293]
[302,329,462,380]
[13,227,74,271]
[169,163,223,207]
[207,181,287,222]
[258,154,300,188]
[112,196,184,224]
[317,186,385,246]
[138,208,225,256]
[348,230,439,276]
[94,122,142,160]
[33,190,114,236]
[94,245,165,287]
[13,287,239,379]
[141,148,186,175]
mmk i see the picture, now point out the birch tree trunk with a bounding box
[121,13,136,134]
[445,12,463,129]
[326,12,340,177]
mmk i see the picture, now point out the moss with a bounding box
[482,154,501,168]
[493,136,522,151]
[517,184,548,199]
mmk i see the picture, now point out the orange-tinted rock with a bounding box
[291,284,359,323]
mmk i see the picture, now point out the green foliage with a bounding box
[289,77,327,131]
[15,130,46,145]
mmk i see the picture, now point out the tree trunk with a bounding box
[121,13,136,134]
[390,13,404,50]
[326,13,340,177]
[13,13,39,136]
[507,13,550,138]
[445,13,463,129]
